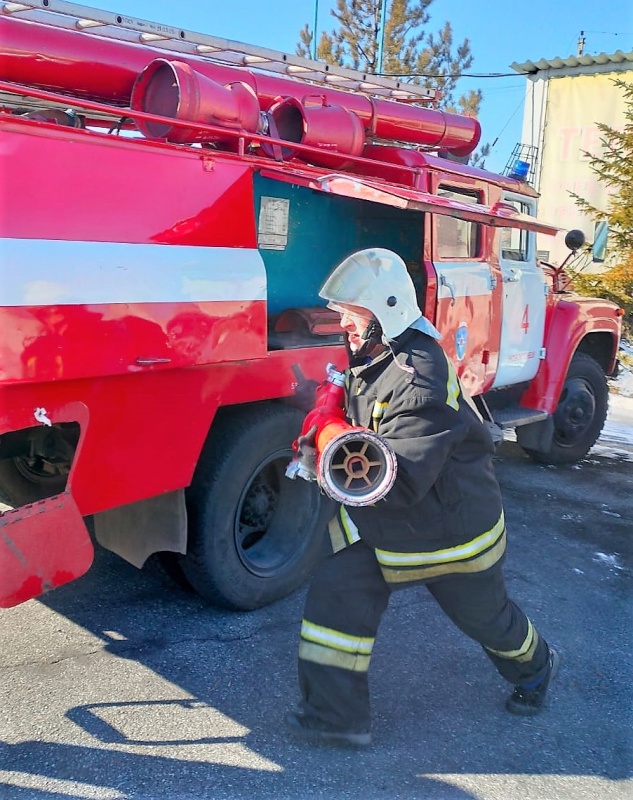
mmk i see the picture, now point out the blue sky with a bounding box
[82,0,632,173]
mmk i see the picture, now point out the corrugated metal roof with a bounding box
[511,50,633,74]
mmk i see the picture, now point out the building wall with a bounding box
[525,71,632,265]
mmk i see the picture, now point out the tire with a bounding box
[179,403,332,610]
[0,455,68,506]
[521,352,609,465]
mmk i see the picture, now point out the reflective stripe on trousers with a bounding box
[375,512,506,584]
[299,619,374,672]
[485,618,540,663]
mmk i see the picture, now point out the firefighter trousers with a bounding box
[297,537,550,731]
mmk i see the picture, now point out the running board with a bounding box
[492,406,549,429]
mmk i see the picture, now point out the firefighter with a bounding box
[285,248,559,747]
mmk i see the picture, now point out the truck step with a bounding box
[492,406,549,429]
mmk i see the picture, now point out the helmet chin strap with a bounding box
[349,319,384,366]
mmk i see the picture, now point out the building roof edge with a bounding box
[511,50,633,74]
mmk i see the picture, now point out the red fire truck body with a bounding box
[0,2,622,610]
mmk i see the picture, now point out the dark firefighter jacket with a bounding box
[331,327,506,584]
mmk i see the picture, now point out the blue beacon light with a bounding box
[509,159,530,181]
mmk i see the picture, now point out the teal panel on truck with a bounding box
[253,174,424,316]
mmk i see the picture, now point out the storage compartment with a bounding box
[254,174,427,331]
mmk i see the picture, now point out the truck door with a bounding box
[492,194,547,389]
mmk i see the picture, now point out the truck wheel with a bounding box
[0,455,68,506]
[521,352,608,465]
[180,403,332,610]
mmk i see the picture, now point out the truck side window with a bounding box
[435,187,482,259]
[500,200,531,261]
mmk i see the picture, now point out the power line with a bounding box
[583,29,633,35]
[481,85,525,94]
[488,94,527,151]
[376,71,528,78]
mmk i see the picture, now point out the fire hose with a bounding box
[286,364,397,507]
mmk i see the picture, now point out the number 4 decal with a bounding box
[521,304,530,333]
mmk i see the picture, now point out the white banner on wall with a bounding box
[537,72,632,266]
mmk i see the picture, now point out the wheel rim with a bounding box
[553,376,597,447]
[233,448,320,578]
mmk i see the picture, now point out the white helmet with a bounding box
[319,248,422,339]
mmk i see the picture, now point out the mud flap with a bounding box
[516,415,554,453]
[92,489,187,569]
[0,493,94,608]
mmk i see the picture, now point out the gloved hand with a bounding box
[292,378,320,412]
[290,365,320,412]
[296,424,318,476]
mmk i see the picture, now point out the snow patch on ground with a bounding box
[592,551,624,570]
[585,339,633,460]
[615,371,633,398]
[590,392,633,462]
[614,339,633,398]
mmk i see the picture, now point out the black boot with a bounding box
[506,648,560,716]
[285,711,372,747]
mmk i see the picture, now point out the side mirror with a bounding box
[592,221,608,263]
[564,229,585,252]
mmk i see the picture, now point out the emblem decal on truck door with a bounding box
[455,323,468,361]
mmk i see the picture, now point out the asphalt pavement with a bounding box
[1,404,631,800]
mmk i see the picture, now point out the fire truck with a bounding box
[0,1,622,611]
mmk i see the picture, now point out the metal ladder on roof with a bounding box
[1,0,439,104]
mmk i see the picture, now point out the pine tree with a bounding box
[569,79,633,338]
[297,0,489,164]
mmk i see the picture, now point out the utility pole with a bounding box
[377,0,388,73]
[312,0,319,60]
[577,30,586,56]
